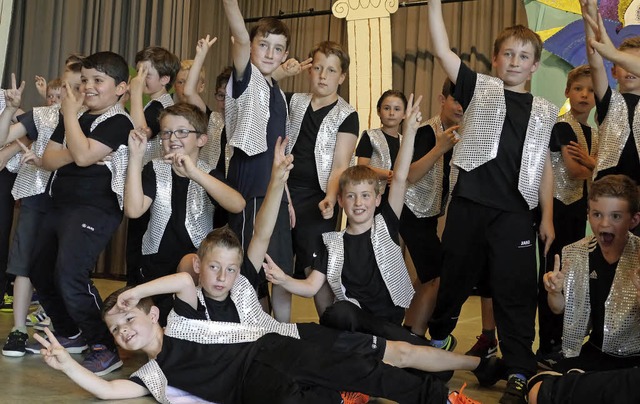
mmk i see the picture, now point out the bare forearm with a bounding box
[190,168,245,213]
[42,147,73,171]
[407,147,444,184]
[184,55,207,112]
[124,159,148,218]
[547,292,565,314]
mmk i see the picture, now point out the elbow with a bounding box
[124,205,143,219]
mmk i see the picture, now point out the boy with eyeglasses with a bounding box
[123,103,245,325]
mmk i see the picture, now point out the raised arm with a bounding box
[538,151,555,256]
[581,0,609,100]
[271,57,313,82]
[0,73,27,146]
[128,63,151,134]
[428,0,462,83]
[34,328,148,400]
[585,11,640,77]
[111,272,198,312]
[246,136,293,271]
[124,129,152,218]
[184,36,218,112]
[407,125,459,184]
[388,94,422,217]
[60,81,115,166]
[264,254,326,297]
[222,0,251,78]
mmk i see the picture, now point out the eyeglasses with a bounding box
[214,92,226,101]
[158,129,200,140]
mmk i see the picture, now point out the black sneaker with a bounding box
[473,356,507,387]
[499,376,528,404]
[431,334,457,352]
[536,349,564,371]
[2,330,29,357]
[465,334,498,358]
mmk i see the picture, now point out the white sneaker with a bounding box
[26,306,51,331]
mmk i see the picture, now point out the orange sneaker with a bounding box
[340,391,370,404]
[447,383,482,404]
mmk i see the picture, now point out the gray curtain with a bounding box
[3,0,526,278]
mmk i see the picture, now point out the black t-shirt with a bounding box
[130,296,255,403]
[550,121,593,217]
[355,130,400,167]
[588,243,617,349]
[413,123,454,199]
[452,63,532,212]
[227,61,287,199]
[288,101,359,190]
[313,201,404,323]
[144,100,165,137]
[49,112,132,212]
[16,110,46,141]
[139,163,225,277]
[595,87,640,184]
[215,126,228,175]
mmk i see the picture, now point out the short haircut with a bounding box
[81,51,129,86]
[309,41,350,72]
[102,286,154,320]
[197,226,244,263]
[493,24,543,63]
[135,46,181,90]
[339,165,381,196]
[216,66,233,91]
[65,54,84,73]
[179,59,206,84]
[250,17,291,49]
[589,174,640,214]
[442,78,454,98]
[376,90,407,111]
[47,78,63,91]
[566,64,591,89]
[158,103,208,135]
[618,36,640,52]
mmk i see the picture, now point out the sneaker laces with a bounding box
[448,383,482,404]
[340,391,370,404]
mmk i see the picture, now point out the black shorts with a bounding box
[296,322,386,360]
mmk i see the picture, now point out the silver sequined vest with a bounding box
[366,128,398,171]
[452,73,558,209]
[11,105,60,200]
[551,112,597,205]
[141,159,215,255]
[405,116,447,218]
[322,214,415,308]
[595,89,640,177]
[287,93,356,192]
[225,64,288,156]
[200,111,230,175]
[144,93,175,163]
[561,234,640,358]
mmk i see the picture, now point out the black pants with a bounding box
[537,199,586,353]
[241,333,447,404]
[320,301,430,347]
[0,169,16,297]
[29,205,122,349]
[552,342,640,373]
[429,197,538,377]
[125,212,150,286]
[537,367,640,404]
[400,206,442,283]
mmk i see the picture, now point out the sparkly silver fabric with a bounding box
[452,75,557,209]
[288,93,356,192]
[131,360,171,404]
[323,213,415,308]
[405,116,446,218]
[11,105,60,200]
[143,93,175,163]
[141,159,215,255]
[366,128,394,170]
[165,276,299,344]
[562,234,640,358]
[551,112,596,205]
[225,64,288,156]
[595,89,640,176]
[5,152,21,173]
[201,111,230,175]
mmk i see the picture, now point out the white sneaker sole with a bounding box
[91,360,124,377]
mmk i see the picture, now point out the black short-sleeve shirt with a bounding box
[412,124,454,197]
[49,112,132,212]
[144,100,165,137]
[588,244,617,349]
[288,102,359,190]
[226,61,287,199]
[313,201,404,323]
[355,130,400,168]
[595,87,640,184]
[451,63,532,212]
[138,163,225,278]
[16,110,46,141]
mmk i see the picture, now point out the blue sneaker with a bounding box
[82,344,123,376]
[26,332,88,354]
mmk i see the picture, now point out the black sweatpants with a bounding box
[429,197,538,377]
[536,367,640,404]
[29,205,121,349]
[0,169,16,297]
[241,333,448,404]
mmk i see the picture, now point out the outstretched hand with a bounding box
[61,80,84,115]
[35,75,47,99]
[272,136,294,184]
[34,327,74,372]
[263,253,287,285]
[128,128,149,160]
[543,254,564,294]
[5,73,26,109]
[196,35,218,58]
[281,57,313,77]
[404,93,424,133]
